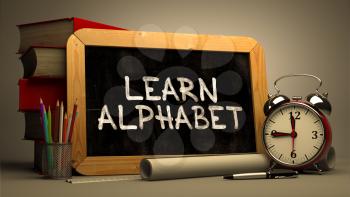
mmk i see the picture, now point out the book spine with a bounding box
[18,78,66,111]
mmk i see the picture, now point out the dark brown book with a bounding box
[17,17,125,53]
[23,111,43,140]
[20,46,66,78]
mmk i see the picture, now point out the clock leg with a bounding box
[300,163,324,175]
[267,161,278,172]
[313,163,324,174]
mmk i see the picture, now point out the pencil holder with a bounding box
[42,143,72,179]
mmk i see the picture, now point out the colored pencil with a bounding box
[53,100,60,143]
[40,99,53,170]
[39,116,44,141]
[65,113,72,143]
[44,112,49,143]
[48,106,52,143]
[68,100,78,142]
[70,110,78,142]
[59,101,64,143]
[43,103,49,144]
[63,113,68,143]
[39,98,48,143]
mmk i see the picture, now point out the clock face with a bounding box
[263,102,326,167]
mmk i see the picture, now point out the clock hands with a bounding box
[271,130,298,137]
[291,114,296,151]
[268,113,298,159]
[271,130,292,137]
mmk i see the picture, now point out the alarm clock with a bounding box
[262,74,332,172]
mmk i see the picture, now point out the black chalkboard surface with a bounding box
[85,46,255,156]
[66,29,267,175]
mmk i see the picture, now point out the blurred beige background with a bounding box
[0,0,349,161]
[1,1,349,197]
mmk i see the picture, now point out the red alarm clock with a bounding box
[262,74,332,172]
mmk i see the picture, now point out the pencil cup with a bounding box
[43,143,72,179]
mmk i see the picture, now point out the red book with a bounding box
[18,78,66,111]
[17,17,126,53]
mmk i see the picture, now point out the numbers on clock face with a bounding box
[263,103,325,166]
[290,111,300,120]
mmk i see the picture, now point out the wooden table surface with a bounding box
[1,158,349,197]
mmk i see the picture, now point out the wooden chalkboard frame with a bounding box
[66,29,267,175]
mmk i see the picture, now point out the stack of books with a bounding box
[17,17,125,171]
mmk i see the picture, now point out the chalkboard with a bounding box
[67,29,267,175]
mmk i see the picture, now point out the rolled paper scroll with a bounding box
[140,154,270,180]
